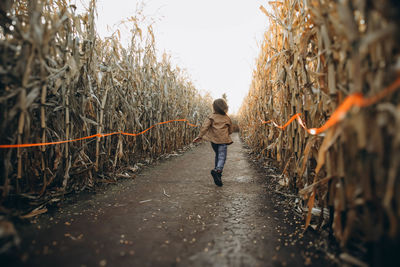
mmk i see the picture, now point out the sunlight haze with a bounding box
[80,0,270,114]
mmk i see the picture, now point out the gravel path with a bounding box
[3,133,335,267]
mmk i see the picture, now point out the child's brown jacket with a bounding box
[198,113,233,144]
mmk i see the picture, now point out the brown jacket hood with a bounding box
[198,113,233,144]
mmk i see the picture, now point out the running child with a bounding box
[193,98,233,186]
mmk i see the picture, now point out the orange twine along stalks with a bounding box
[1,77,399,149]
[0,119,198,149]
[262,76,400,232]
[262,76,400,135]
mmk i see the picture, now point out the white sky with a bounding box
[79,0,270,114]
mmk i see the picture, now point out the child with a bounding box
[193,98,233,186]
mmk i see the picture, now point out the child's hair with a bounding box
[213,98,228,115]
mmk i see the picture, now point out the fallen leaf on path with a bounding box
[64,233,83,241]
[20,207,48,219]
[339,253,368,267]
[163,188,170,197]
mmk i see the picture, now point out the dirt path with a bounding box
[4,133,335,267]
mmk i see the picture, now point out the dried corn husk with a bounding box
[0,1,211,204]
[239,0,400,252]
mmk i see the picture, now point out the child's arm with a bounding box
[193,117,211,143]
[228,117,233,135]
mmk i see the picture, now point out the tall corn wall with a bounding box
[239,0,400,252]
[0,1,211,204]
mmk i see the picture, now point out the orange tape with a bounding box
[262,76,400,135]
[0,119,198,149]
[0,134,101,148]
[2,77,399,148]
[274,113,301,130]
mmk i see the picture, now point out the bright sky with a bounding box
[80,0,270,114]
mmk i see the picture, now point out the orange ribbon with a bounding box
[2,77,399,148]
[262,76,400,135]
[0,119,198,149]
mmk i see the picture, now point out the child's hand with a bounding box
[193,137,202,143]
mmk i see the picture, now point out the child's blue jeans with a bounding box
[211,143,227,172]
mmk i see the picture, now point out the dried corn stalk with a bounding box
[0,0,211,206]
[239,0,400,254]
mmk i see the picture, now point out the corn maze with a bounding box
[239,0,400,256]
[1,0,400,264]
[0,0,211,205]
